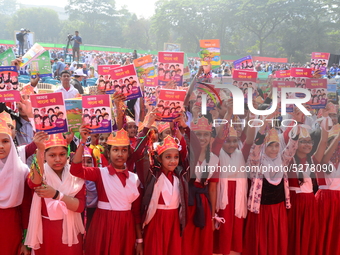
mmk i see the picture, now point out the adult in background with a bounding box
[16,28,27,56]
[55,59,66,79]
[55,70,81,99]
[71,31,82,62]
[70,69,85,94]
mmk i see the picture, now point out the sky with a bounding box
[19,0,157,18]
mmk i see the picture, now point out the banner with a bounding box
[164,43,181,52]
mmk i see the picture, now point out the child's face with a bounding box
[0,134,11,159]
[82,157,93,167]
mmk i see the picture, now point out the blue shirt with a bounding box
[56,61,66,73]
[72,35,82,48]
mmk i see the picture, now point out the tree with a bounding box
[6,7,60,43]
[122,14,151,50]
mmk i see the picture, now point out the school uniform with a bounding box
[70,163,141,255]
[181,152,219,255]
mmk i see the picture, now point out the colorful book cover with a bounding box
[311,52,330,75]
[157,52,184,86]
[82,94,112,134]
[156,89,186,122]
[19,43,46,68]
[106,64,142,100]
[97,65,120,75]
[133,55,156,84]
[272,81,295,112]
[306,79,328,109]
[65,98,82,132]
[233,55,254,70]
[144,78,158,106]
[29,51,52,77]
[199,39,221,68]
[30,92,68,134]
[232,70,258,103]
[0,66,19,91]
[0,48,16,66]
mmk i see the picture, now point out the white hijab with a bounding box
[25,163,84,250]
[261,146,283,185]
[0,135,29,208]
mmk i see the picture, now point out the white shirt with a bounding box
[55,84,79,99]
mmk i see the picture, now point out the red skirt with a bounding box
[0,207,22,255]
[182,193,213,255]
[316,189,340,255]
[288,191,317,255]
[144,208,181,255]
[34,218,83,255]
[85,209,136,255]
[213,181,244,254]
[243,201,288,255]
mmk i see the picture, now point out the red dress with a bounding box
[27,178,85,255]
[0,181,32,255]
[143,171,182,255]
[70,163,141,255]
[315,169,340,255]
[287,156,318,255]
[181,181,216,255]
[243,201,288,255]
[213,181,244,254]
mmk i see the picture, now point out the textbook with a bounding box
[157,52,184,87]
[233,55,254,70]
[306,78,328,109]
[0,66,19,91]
[82,94,112,134]
[29,51,52,77]
[106,64,143,100]
[65,98,82,132]
[144,78,158,106]
[199,39,221,68]
[20,43,46,68]
[0,48,16,66]
[133,55,156,84]
[30,92,68,134]
[0,66,20,102]
[272,81,295,113]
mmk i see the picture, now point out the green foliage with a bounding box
[6,7,60,43]
[2,0,340,62]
